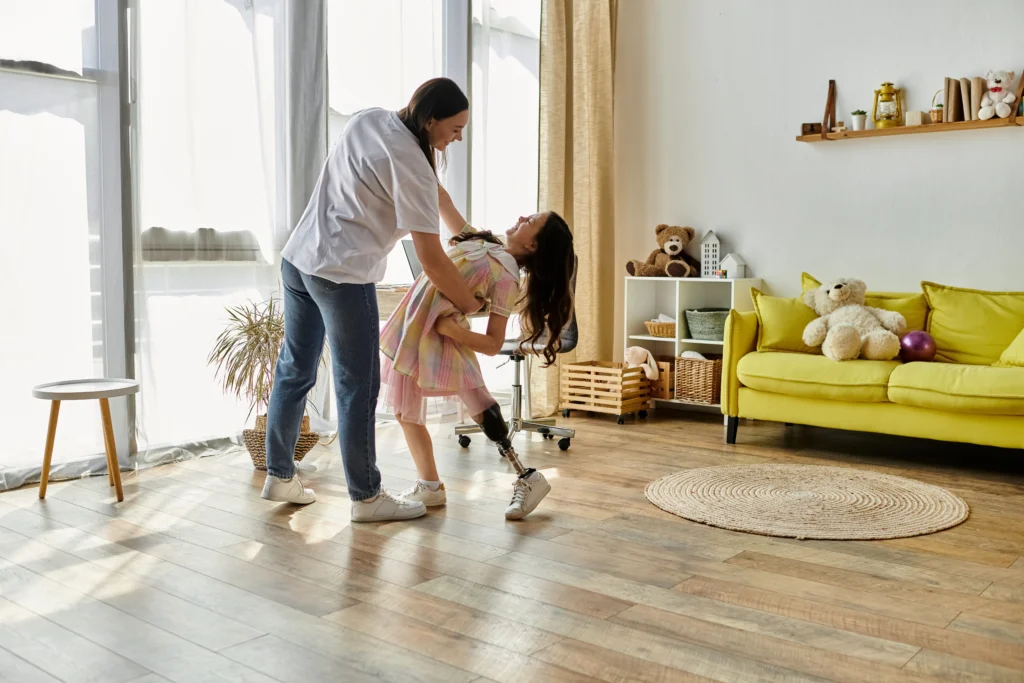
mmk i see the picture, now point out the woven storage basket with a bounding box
[674,355,723,405]
[644,321,676,338]
[683,308,729,341]
[243,415,319,471]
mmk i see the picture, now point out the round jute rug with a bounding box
[645,464,969,540]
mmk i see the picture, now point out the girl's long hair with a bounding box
[397,77,468,173]
[450,213,575,366]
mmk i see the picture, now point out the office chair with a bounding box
[454,263,577,452]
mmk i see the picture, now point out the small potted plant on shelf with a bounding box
[208,298,324,470]
[851,109,867,131]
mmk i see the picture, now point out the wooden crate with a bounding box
[559,361,649,417]
[649,357,675,399]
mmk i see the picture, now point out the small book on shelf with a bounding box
[971,76,986,120]
[960,78,973,121]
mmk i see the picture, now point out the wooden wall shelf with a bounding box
[797,117,1024,142]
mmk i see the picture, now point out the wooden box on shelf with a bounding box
[650,357,675,399]
[559,361,649,418]
[674,354,723,405]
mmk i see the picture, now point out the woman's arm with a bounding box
[411,231,482,315]
[438,184,472,237]
[436,313,509,357]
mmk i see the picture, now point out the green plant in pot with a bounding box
[850,109,868,131]
[208,298,324,470]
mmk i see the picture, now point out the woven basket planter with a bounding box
[674,355,723,405]
[243,414,319,471]
[683,308,729,341]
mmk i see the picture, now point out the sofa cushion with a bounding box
[889,363,1024,415]
[995,327,1024,368]
[802,273,928,331]
[922,282,1024,365]
[737,352,899,403]
[750,288,820,354]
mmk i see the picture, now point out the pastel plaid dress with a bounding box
[379,238,521,423]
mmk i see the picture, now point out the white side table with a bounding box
[32,379,139,502]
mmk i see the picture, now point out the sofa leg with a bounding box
[726,416,739,444]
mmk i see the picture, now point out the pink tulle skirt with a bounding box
[380,355,497,425]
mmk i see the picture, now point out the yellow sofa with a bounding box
[721,280,1024,450]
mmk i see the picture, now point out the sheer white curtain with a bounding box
[471,0,541,232]
[133,0,322,455]
[0,1,116,488]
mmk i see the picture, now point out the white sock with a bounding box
[420,480,442,491]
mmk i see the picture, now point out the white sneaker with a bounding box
[261,474,316,505]
[352,488,426,522]
[398,481,447,507]
[505,471,551,520]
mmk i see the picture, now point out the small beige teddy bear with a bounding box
[802,278,906,361]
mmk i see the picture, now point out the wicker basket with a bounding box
[243,414,319,471]
[674,355,723,405]
[683,308,729,341]
[644,320,676,338]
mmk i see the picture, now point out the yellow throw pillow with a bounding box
[995,327,1024,367]
[750,288,820,354]
[801,273,928,331]
[923,282,1024,365]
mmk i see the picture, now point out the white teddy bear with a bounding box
[802,278,907,361]
[978,69,1018,120]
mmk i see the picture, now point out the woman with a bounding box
[263,78,480,522]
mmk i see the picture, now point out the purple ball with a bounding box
[900,331,936,363]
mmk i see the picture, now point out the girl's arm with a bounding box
[438,183,472,237]
[436,313,509,357]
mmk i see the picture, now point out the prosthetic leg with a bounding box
[476,404,551,519]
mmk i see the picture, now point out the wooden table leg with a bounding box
[101,416,114,487]
[39,401,60,499]
[99,398,124,502]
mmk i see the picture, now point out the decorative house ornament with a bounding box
[700,231,720,278]
[719,253,747,278]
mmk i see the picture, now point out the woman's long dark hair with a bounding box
[397,77,469,173]
[450,213,575,366]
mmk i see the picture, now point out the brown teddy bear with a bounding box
[626,224,701,277]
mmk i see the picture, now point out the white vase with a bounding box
[851,114,866,131]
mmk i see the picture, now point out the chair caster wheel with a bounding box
[562,409,571,418]
[458,435,471,448]
[543,433,554,440]
[639,410,648,419]
[617,416,625,425]
[558,438,570,451]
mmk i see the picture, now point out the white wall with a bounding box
[614,0,1024,355]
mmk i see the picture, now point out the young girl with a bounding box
[379,186,575,519]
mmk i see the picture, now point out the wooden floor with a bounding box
[1,414,1023,683]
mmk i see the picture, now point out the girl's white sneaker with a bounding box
[398,480,447,507]
[505,471,550,520]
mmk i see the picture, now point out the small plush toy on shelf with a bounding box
[625,224,701,277]
[978,69,1018,120]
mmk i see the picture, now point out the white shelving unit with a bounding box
[623,276,761,410]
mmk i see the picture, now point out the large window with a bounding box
[0,1,126,484]
[1,0,544,484]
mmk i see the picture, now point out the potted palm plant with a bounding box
[208,298,323,470]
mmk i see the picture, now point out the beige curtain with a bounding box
[530,0,618,417]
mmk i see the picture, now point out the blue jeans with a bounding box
[265,259,381,501]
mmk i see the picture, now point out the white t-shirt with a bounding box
[282,108,439,284]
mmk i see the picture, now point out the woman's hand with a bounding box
[435,315,462,338]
